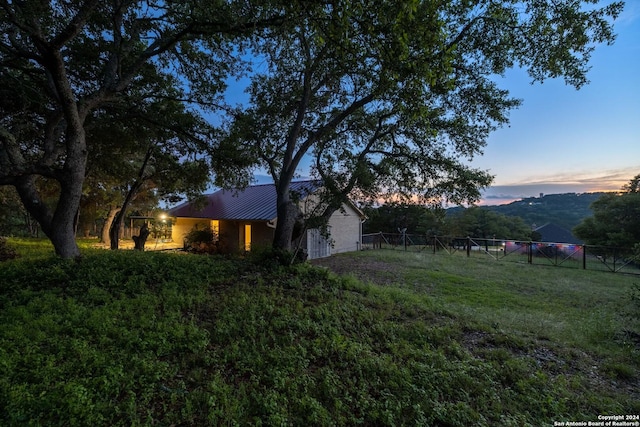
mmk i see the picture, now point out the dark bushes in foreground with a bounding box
[0,248,637,426]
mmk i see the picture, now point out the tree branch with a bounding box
[50,0,101,50]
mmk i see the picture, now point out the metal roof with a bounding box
[168,181,321,221]
[534,222,583,244]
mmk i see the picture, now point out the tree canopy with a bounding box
[364,203,534,241]
[363,203,446,236]
[0,0,285,257]
[1,1,624,257]
[574,174,640,248]
[222,0,622,251]
[446,206,534,240]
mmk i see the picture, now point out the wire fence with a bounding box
[362,232,640,275]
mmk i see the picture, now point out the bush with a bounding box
[0,250,235,426]
[0,237,18,262]
[183,226,226,254]
[246,246,307,268]
[2,245,638,425]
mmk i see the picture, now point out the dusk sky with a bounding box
[472,2,640,205]
[235,2,640,207]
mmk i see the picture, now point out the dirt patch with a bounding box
[311,255,402,286]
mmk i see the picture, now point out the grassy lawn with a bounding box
[1,239,638,426]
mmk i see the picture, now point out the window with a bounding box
[211,220,220,241]
[244,224,251,251]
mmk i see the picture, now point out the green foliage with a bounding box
[183,226,227,254]
[0,187,39,237]
[224,0,621,250]
[365,203,534,239]
[446,206,534,239]
[574,175,640,248]
[622,282,640,346]
[0,249,237,426]
[0,242,637,426]
[363,202,446,235]
[245,246,308,268]
[0,237,18,262]
[574,193,640,247]
[623,174,640,193]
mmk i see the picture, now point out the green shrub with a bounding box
[0,250,236,426]
[1,247,639,426]
[183,226,227,254]
[246,246,307,268]
[0,237,18,262]
[631,283,640,311]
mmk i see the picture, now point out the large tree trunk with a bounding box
[15,174,84,258]
[101,207,120,246]
[132,223,150,251]
[109,209,124,250]
[51,176,84,258]
[4,115,86,256]
[109,147,152,250]
[273,180,298,252]
[49,217,81,258]
[108,184,144,250]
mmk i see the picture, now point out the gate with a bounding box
[307,228,331,259]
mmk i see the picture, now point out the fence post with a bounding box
[433,235,436,254]
[582,245,586,270]
[528,242,533,264]
[467,236,471,257]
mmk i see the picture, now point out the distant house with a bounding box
[533,223,583,244]
[168,181,365,259]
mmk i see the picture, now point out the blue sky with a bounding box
[229,2,640,206]
[473,2,640,205]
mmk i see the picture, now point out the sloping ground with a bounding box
[1,244,638,426]
[313,251,640,403]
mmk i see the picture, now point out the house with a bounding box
[168,181,366,259]
[533,223,583,244]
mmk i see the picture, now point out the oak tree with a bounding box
[223,0,622,252]
[574,174,640,248]
[0,0,284,257]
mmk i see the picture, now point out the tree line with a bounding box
[363,173,640,252]
[573,174,640,251]
[0,0,623,258]
[363,203,537,241]
[449,192,608,232]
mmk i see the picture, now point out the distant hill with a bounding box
[448,192,608,231]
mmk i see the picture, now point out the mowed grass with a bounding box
[365,250,638,353]
[320,250,640,359]
[1,239,638,426]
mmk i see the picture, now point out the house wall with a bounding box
[250,222,276,251]
[217,220,275,253]
[328,203,363,254]
[218,220,239,252]
[297,195,363,257]
[172,218,210,246]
